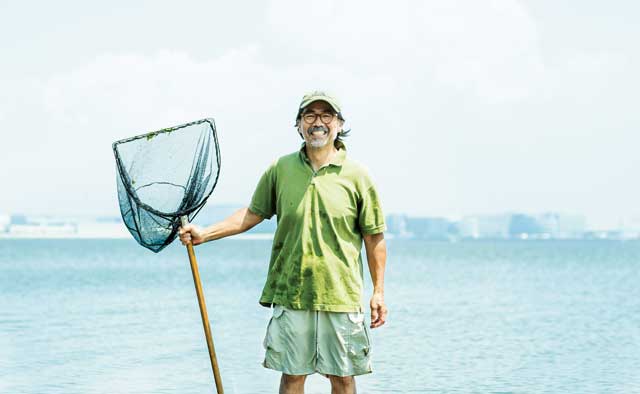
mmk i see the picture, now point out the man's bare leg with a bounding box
[328,375,356,394]
[279,374,307,394]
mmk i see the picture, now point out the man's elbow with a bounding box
[241,207,265,231]
[363,232,385,246]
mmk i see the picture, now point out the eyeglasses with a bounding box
[301,112,336,124]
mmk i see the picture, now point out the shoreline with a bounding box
[0,233,275,240]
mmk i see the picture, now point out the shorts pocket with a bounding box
[273,304,286,319]
[346,312,371,359]
[347,312,364,325]
[263,305,286,349]
[263,305,287,368]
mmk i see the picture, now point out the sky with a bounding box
[1,0,638,229]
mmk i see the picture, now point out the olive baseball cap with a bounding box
[296,91,342,120]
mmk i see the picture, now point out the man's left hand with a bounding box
[369,293,387,329]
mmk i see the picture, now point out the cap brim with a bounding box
[300,96,341,114]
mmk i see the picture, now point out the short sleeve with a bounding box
[249,163,277,219]
[358,184,386,235]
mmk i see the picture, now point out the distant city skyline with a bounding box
[2,1,638,230]
[3,205,640,235]
[2,200,635,231]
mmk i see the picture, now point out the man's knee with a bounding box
[280,374,307,394]
[281,373,307,385]
[328,375,355,387]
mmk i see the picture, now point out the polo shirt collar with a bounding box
[299,140,347,167]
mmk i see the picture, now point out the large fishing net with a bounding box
[113,118,221,252]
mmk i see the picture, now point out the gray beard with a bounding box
[308,138,329,148]
[304,126,330,148]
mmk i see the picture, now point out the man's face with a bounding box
[297,101,343,149]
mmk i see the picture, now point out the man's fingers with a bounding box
[178,225,193,245]
[377,307,388,327]
[371,316,385,328]
[370,306,388,328]
[370,306,379,328]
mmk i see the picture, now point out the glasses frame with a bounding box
[301,112,337,125]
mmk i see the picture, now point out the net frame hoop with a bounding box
[112,118,221,218]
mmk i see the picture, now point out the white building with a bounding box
[459,214,511,239]
[0,214,10,233]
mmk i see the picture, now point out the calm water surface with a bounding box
[1,239,639,393]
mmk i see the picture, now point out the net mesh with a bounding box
[113,118,221,252]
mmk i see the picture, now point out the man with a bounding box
[179,91,388,394]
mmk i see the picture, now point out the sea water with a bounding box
[1,239,639,393]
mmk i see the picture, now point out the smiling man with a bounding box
[179,91,388,394]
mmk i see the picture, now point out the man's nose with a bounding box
[313,116,324,127]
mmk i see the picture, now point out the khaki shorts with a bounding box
[262,304,372,377]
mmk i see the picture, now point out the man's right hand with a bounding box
[179,224,205,246]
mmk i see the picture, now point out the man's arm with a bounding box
[363,232,388,329]
[179,207,264,246]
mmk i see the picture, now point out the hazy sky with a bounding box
[1,0,638,229]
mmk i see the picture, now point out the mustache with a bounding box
[307,126,329,133]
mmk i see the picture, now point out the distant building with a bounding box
[391,216,456,240]
[554,213,587,238]
[509,213,543,238]
[536,212,560,237]
[1,214,130,238]
[507,212,587,239]
[8,214,78,237]
[9,223,76,236]
[459,214,511,239]
[386,214,410,237]
[0,213,9,233]
[458,212,584,240]
[10,214,28,225]
[618,215,640,239]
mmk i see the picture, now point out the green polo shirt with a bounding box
[249,141,385,312]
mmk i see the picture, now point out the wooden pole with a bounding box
[181,216,224,394]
